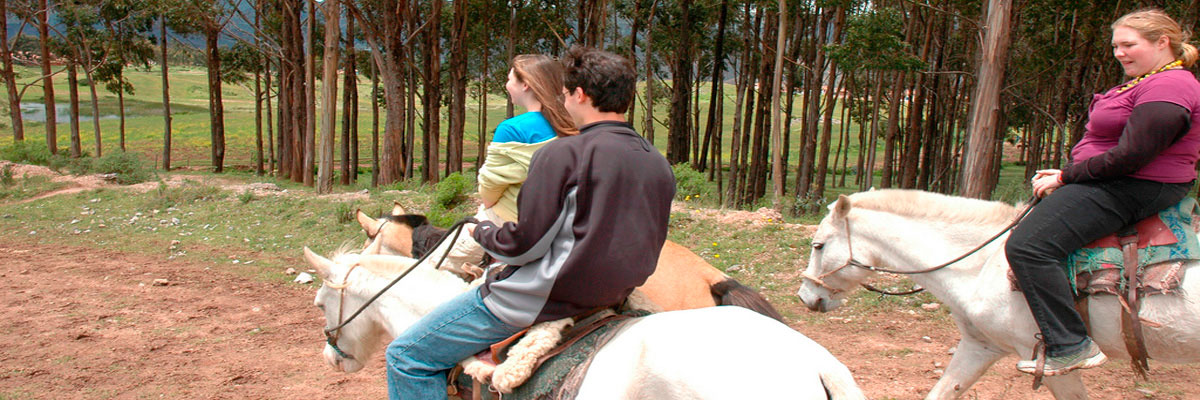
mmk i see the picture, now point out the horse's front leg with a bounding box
[924,337,1004,400]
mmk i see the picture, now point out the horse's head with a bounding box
[305,247,411,373]
[356,202,445,257]
[797,195,873,312]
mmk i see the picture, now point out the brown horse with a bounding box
[356,203,783,320]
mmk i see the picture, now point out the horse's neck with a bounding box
[355,266,472,338]
[853,210,1009,307]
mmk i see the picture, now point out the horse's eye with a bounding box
[813,242,824,250]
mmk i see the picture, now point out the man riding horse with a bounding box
[384,47,675,400]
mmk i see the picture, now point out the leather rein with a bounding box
[803,196,1039,296]
[323,217,477,360]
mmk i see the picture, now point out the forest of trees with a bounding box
[0,0,1196,209]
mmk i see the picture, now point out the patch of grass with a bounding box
[237,190,255,204]
[1,164,12,186]
[0,390,36,400]
[0,175,68,201]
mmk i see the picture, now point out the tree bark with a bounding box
[447,0,468,175]
[422,0,443,183]
[39,0,56,154]
[699,0,729,177]
[303,0,316,185]
[67,58,80,158]
[341,11,357,185]
[1,0,24,142]
[666,0,692,165]
[770,0,787,208]
[961,0,1014,199]
[206,25,226,173]
[317,0,339,193]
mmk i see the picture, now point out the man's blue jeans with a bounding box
[386,287,524,400]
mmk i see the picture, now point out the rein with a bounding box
[323,217,478,360]
[805,195,1040,296]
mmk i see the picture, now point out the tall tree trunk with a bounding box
[1,0,24,142]
[341,11,357,185]
[961,0,1014,199]
[39,0,56,154]
[160,16,173,170]
[206,26,226,173]
[422,0,443,183]
[626,0,641,124]
[813,7,845,200]
[254,8,264,175]
[796,8,829,198]
[303,0,316,185]
[318,0,339,193]
[84,66,102,157]
[505,1,517,119]
[666,1,692,165]
[266,59,275,174]
[642,2,656,145]
[447,0,468,175]
[371,57,380,187]
[67,58,80,158]
[769,0,787,208]
[700,0,729,178]
[117,79,126,151]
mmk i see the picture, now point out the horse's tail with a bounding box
[819,361,866,400]
[710,278,784,322]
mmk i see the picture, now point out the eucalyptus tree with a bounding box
[343,0,411,184]
[93,0,156,152]
[1,0,24,141]
[37,0,56,154]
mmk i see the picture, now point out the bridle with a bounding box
[322,217,477,361]
[803,196,1039,296]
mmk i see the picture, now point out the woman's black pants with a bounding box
[1005,178,1191,356]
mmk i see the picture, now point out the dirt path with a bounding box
[0,241,384,399]
[0,240,1194,399]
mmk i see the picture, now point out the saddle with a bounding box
[447,289,659,400]
[1009,197,1200,380]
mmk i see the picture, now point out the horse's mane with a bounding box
[327,245,419,280]
[847,189,1021,226]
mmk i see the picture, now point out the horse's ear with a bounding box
[303,247,336,281]
[391,201,406,216]
[355,209,377,235]
[833,194,852,219]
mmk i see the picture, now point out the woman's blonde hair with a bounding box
[511,55,579,137]
[1113,8,1199,68]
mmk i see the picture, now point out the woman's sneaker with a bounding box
[1017,340,1108,376]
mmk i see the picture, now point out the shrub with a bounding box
[434,172,471,209]
[1,164,13,186]
[672,163,713,202]
[93,151,155,185]
[0,141,56,165]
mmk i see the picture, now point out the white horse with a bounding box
[304,248,865,399]
[796,189,1200,400]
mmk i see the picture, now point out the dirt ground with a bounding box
[2,241,1197,399]
[0,164,1196,399]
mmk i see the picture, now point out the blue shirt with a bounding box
[492,111,556,144]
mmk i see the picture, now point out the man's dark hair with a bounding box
[562,46,635,114]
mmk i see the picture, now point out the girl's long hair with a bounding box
[512,55,579,137]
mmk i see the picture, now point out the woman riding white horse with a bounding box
[797,189,1200,400]
[306,248,865,399]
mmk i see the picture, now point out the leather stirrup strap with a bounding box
[1031,336,1047,390]
[1119,234,1151,379]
